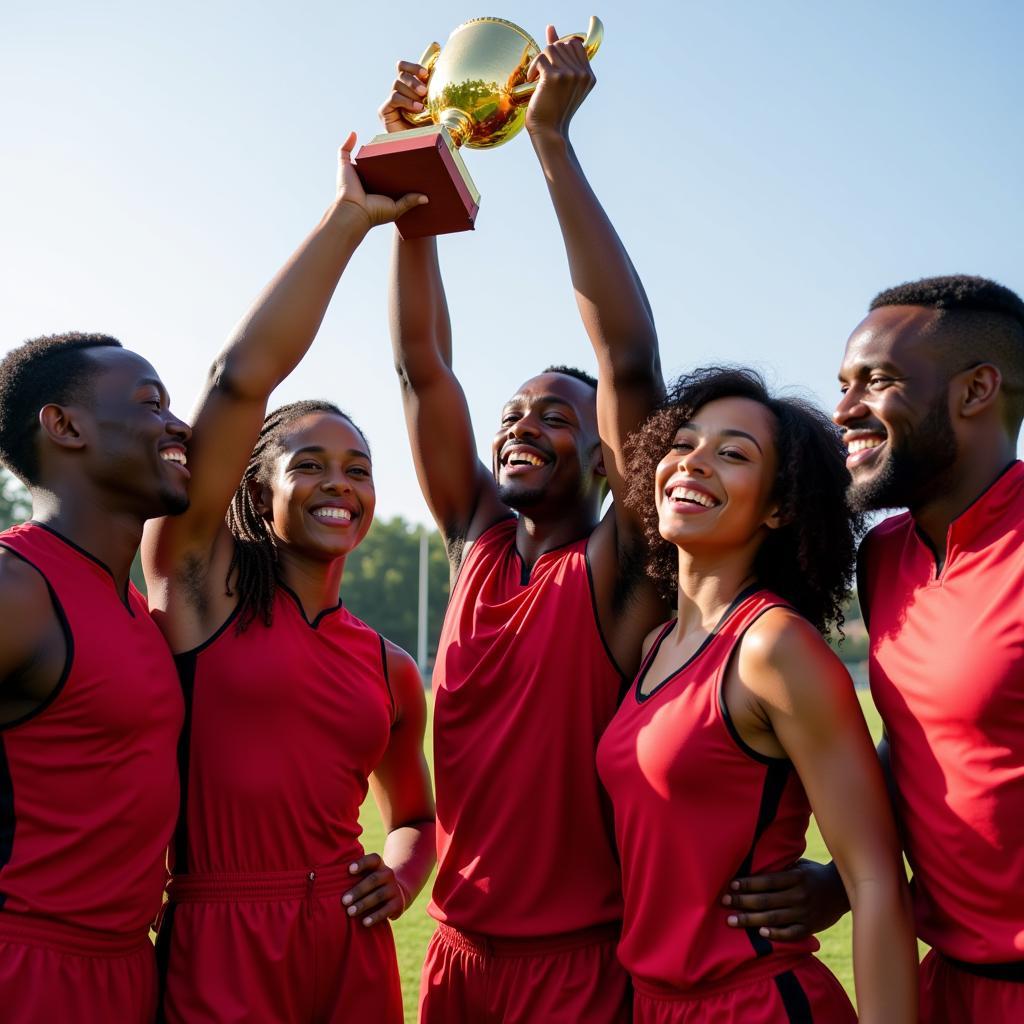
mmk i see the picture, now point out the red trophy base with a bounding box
[355,127,481,240]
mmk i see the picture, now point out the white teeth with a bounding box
[160,450,186,465]
[312,507,352,521]
[847,437,884,454]
[506,450,545,467]
[668,486,716,508]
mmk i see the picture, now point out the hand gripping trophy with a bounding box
[356,15,603,238]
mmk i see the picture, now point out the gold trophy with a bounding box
[356,16,603,239]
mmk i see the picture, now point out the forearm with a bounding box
[389,233,453,380]
[382,819,436,911]
[847,873,917,1023]
[530,131,657,373]
[216,200,370,398]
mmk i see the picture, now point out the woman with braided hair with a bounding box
[142,135,435,1023]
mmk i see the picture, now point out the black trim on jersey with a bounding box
[584,547,630,695]
[28,521,134,614]
[0,737,14,909]
[634,584,762,704]
[170,650,199,876]
[943,954,1024,982]
[378,634,398,725]
[513,533,586,588]
[717,605,793,767]
[774,970,813,1022]
[277,581,343,630]
[0,543,75,732]
[737,760,792,958]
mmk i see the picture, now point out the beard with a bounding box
[157,487,191,517]
[848,395,959,513]
[497,482,547,510]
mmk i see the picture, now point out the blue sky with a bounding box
[3,1,1021,524]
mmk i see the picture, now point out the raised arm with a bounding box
[526,28,664,537]
[381,65,508,555]
[740,612,917,1024]
[143,136,424,643]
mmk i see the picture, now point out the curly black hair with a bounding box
[623,366,864,635]
[543,364,597,390]
[0,332,122,484]
[225,399,370,632]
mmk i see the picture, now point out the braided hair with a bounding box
[225,400,369,632]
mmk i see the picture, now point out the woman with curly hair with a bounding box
[143,135,434,1022]
[596,367,917,1024]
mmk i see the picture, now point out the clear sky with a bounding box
[3,1,1022,525]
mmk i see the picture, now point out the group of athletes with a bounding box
[0,28,1021,1024]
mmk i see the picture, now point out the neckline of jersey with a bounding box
[634,583,763,704]
[277,580,344,630]
[912,459,1022,580]
[512,529,590,586]
[28,520,135,615]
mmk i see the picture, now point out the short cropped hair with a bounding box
[543,364,597,390]
[0,332,123,484]
[871,275,1024,427]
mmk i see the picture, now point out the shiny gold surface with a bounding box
[400,15,604,150]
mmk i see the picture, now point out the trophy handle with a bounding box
[399,42,442,127]
[509,15,604,104]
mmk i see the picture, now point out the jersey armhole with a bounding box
[378,634,398,726]
[0,543,75,732]
[855,541,871,631]
[583,545,630,697]
[716,605,793,766]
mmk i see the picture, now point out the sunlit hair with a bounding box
[225,400,370,632]
[543,364,597,390]
[623,366,864,634]
[0,332,122,484]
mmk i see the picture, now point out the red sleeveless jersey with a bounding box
[172,586,395,874]
[861,460,1024,963]
[0,522,182,938]
[596,589,818,993]
[430,518,625,937]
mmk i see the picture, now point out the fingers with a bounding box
[546,24,558,45]
[337,132,357,165]
[392,193,428,219]
[727,868,805,895]
[396,60,428,81]
[722,888,802,912]
[341,867,402,926]
[348,853,381,875]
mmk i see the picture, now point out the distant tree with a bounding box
[0,472,30,531]
[341,516,450,670]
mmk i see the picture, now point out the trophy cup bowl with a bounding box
[356,16,603,239]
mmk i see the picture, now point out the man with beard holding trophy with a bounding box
[379,22,664,1024]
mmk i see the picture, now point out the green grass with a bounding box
[360,691,884,1023]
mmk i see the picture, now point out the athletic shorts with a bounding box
[418,920,631,1024]
[0,913,157,1023]
[919,948,1024,1023]
[632,954,856,1024]
[158,864,402,1024]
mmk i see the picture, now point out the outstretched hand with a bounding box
[379,61,429,133]
[525,25,595,140]
[341,852,410,926]
[336,132,426,229]
[722,859,849,941]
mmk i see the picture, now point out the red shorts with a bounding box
[633,954,856,1024]
[0,914,157,1023]
[919,948,1024,1023]
[159,865,403,1024]
[418,920,631,1024]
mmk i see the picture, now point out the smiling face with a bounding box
[256,412,375,562]
[654,397,780,554]
[78,347,192,517]
[491,372,603,513]
[835,305,959,512]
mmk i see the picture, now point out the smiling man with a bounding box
[833,275,1024,1022]
[0,333,191,1022]
[382,30,666,1024]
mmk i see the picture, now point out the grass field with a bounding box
[359,691,885,1023]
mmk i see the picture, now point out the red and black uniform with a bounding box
[159,585,403,1024]
[860,461,1024,1022]
[597,589,856,1024]
[0,521,183,1023]
[421,518,630,1024]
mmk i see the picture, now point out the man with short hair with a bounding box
[831,275,1024,1022]
[0,332,191,1022]
[382,29,665,1024]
